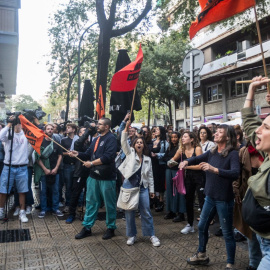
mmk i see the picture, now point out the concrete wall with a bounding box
[205,101,223,116]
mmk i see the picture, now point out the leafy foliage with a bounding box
[138,30,190,122]
[5,95,41,112]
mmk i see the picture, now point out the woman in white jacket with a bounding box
[118,121,160,247]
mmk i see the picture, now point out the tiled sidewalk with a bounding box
[0,205,249,270]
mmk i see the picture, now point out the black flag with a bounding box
[79,80,95,119]
[109,49,142,128]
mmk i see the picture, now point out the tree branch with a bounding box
[111,0,152,38]
[96,0,107,28]
[108,0,117,25]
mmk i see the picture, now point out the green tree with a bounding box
[157,0,270,38]
[138,31,190,124]
[48,0,154,120]
[5,95,41,112]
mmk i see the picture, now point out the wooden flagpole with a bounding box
[253,4,270,93]
[130,87,137,119]
[45,135,85,164]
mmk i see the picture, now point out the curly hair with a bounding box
[198,126,213,142]
[182,131,200,150]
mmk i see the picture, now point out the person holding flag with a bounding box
[0,116,29,222]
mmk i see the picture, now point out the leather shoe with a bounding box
[102,229,115,240]
[75,227,92,239]
[164,212,176,219]
[173,213,185,222]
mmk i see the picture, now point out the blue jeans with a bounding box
[123,179,155,237]
[247,232,262,268]
[40,174,59,212]
[257,235,270,270]
[63,164,75,206]
[14,167,34,207]
[198,196,235,264]
[165,169,186,214]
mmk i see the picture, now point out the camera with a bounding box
[138,129,146,136]
[78,115,97,127]
[23,106,46,121]
[6,111,21,125]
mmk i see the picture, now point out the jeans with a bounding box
[198,196,235,265]
[82,177,116,230]
[257,235,270,270]
[69,177,87,216]
[58,168,64,203]
[123,179,155,237]
[247,232,262,268]
[165,169,186,214]
[40,174,59,212]
[14,167,35,207]
[63,164,75,206]
[185,170,204,226]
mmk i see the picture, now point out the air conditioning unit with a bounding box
[194,98,201,105]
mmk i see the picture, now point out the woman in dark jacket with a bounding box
[180,124,240,270]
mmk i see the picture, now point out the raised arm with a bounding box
[121,120,132,156]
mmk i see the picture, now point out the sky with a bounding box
[16,0,67,102]
[16,0,159,103]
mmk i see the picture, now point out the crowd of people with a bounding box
[0,77,269,270]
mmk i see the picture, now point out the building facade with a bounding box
[0,0,20,117]
[175,14,270,128]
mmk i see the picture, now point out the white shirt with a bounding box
[0,126,29,165]
[200,140,215,153]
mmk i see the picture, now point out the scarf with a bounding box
[247,144,264,162]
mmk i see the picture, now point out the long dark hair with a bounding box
[198,126,213,142]
[132,137,150,156]
[169,131,180,150]
[157,126,167,141]
[141,125,152,143]
[211,124,238,157]
[182,131,200,149]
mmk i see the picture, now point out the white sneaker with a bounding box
[19,210,28,223]
[0,208,4,219]
[181,224,195,234]
[25,206,32,215]
[127,236,136,246]
[150,236,161,247]
[13,207,20,216]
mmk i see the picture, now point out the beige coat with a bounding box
[118,132,154,193]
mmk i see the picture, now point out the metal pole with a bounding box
[77,22,97,113]
[190,52,193,131]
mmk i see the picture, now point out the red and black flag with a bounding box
[189,0,256,39]
[109,49,142,128]
[19,115,47,155]
[96,85,105,120]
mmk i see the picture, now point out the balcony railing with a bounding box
[200,39,270,76]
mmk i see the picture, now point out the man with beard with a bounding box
[70,118,117,240]
[61,123,78,213]
[37,124,63,218]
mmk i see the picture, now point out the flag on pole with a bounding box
[19,115,46,155]
[189,0,256,40]
[110,44,144,92]
[109,49,142,128]
[96,85,105,119]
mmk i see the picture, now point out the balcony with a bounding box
[200,39,270,79]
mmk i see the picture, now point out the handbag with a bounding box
[242,188,270,233]
[172,154,186,196]
[117,186,140,210]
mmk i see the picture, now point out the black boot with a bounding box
[155,201,164,212]
[173,213,185,222]
[102,229,115,240]
[75,227,92,239]
[164,212,176,219]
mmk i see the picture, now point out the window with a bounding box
[207,84,222,102]
[230,76,249,97]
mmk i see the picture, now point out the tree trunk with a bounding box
[147,94,151,126]
[65,79,73,121]
[96,27,112,108]
[168,98,172,125]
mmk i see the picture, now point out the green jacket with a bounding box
[241,107,270,239]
